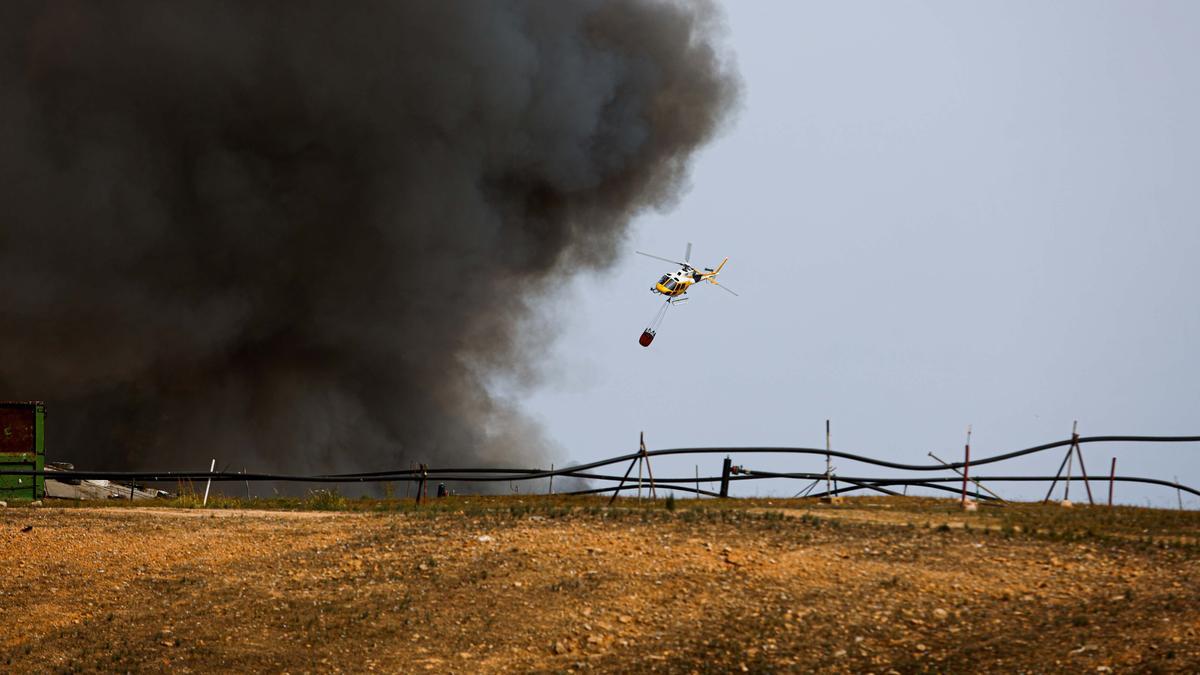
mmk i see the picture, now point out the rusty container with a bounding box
[638,330,655,347]
[0,401,45,500]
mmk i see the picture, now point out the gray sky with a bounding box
[521,1,1200,507]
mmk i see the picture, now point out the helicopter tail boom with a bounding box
[702,256,728,279]
[703,257,737,295]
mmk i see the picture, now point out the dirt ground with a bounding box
[1,497,1197,673]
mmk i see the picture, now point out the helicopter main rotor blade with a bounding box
[635,250,687,267]
[713,282,738,297]
[684,242,692,263]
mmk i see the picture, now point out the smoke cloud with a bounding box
[0,1,738,474]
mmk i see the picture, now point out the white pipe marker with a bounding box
[202,459,216,506]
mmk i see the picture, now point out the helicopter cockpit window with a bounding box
[663,278,678,290]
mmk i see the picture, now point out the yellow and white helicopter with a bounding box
[636,242,736,346]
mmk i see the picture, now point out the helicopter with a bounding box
[635,242,736,346]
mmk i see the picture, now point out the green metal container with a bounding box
[0,401,45,500]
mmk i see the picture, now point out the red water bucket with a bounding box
[638,330,655,347]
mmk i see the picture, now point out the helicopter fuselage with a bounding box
[652,266,703,297]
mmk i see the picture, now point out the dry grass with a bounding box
[2,496,1197,673]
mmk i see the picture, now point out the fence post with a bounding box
[719,457,732,498]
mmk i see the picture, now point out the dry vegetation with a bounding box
[1,495,1198,673]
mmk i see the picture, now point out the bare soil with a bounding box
[1,497,1197,673]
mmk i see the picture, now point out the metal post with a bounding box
[608,456,640,506]
[1108,457,1116,506]
[1072,421,1094,505]
[719,457,732,498]
[824,419,832,497]
[415,463,427,505]
[1042,447,1073,504]
[1176,476,1184,511]
[930,451,1005,502]
[202,459,216,506]
[695,465,700,499]
[1074,445,1093,505]
[637,456,643,501]
[640,432,657,500]
[794,480,819,499]
[1064,446,1073,502]
[960,426,971,507]
[548,463,554,495]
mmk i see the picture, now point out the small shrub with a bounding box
[306,489,347,510]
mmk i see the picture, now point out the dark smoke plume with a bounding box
[0,1,738,474]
